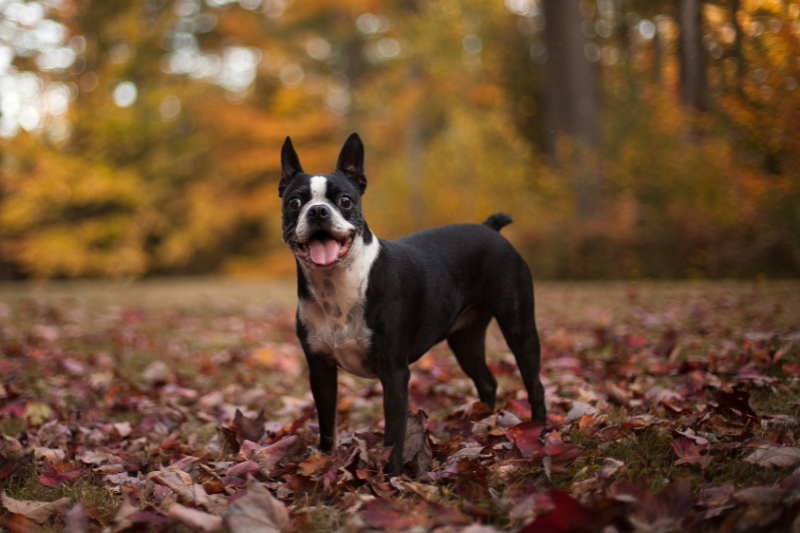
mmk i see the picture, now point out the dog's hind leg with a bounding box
[447,316,497,409]
[491,269,547,424]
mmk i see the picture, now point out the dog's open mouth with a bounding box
[292,231,354,267]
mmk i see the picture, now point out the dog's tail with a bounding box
[482,212,513,232]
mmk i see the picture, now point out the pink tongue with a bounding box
[309,238,340,265]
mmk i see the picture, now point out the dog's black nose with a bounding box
[308,205,330,220]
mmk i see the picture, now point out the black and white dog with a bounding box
[279,133,546,475]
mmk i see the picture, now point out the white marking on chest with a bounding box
[298,234,381,379]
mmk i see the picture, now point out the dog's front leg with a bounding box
[378,361,410,476]
[306,352,339,452]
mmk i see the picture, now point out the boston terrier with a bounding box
[279,133,546,475]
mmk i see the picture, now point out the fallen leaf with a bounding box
[744,445,800,468]
[403,409,432,478]
[38,461,81,488]
[1,493,70,524]
[32,447,65,463]
[224,477,289,533]
[507,422,545,458]
[0,513,42,533]
[733,486,797,505]
[252,435,297,476]
[396,479,443,503]
[597,458,625,479]
[670,436,712,469]
[226,460,260,478]
[148,468,212,506]
[21,401,52,425]
[713,388,759,422]
[518,490,609,533]
[168,503,223,533]
[297,454,335,477]
[63,504,89,533]
[362,497,418,530]
[628,478,693,532]
[232,410,266,443]
[566,401,598,421]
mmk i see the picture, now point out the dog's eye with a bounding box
[288,198,301,210]
[338,196,352,209]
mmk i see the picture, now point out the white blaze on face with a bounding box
[309,175,328,204]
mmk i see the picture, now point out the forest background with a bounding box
[1,0,798,281]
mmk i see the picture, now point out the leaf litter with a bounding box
[0,281,799,531]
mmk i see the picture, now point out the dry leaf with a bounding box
[224,477,289,533]
[63,504,89,533]
[0,513,42,533]
[744,446,800,468]
[168,503,223,533]
[1,492,70,524]
[403,409,433,478]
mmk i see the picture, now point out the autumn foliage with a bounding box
[0,0,799,279]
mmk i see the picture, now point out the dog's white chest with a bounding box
[300,299,376,379]
[298,236,380,379]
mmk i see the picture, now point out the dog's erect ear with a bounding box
[279,136,303,197]
[336,133,367,194]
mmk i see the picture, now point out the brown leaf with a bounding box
[226,460,260,478]
[744,445,800,468]
[396,479,443,503]
[733,486,797,505]
[518,490,610,533]
[670,436,712,468]
[148,468,217,509]
[252,435,297,476]
[1,492,70,524]
[403,409,432,478]
[543,431,585,475]
[38,461,81,488]
[0,514,42,533]
[168,503,223,533]
[628,478,693,532]
[506,421,545,458]
[108,498,141,533]
[426,501,472,528]
[698,414,745,437]
[63,503,89,533]
[224,477,289,533]
[232,409,266,443]
[713,388,759,422]
[362,498,418,530]
[597,458,625,480]
[454,458,489,500]
[296,454,335,477]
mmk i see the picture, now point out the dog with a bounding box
[279,133,546,475]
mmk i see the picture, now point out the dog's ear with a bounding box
[336,133,367,194]
[279,136,303,197]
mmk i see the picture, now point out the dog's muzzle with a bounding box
[290,205,355,267]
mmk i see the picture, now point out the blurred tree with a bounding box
[675,0,707,111]
[0,0,798,279]
[542,0,600,218]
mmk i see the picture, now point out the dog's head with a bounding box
[279,133,369,268]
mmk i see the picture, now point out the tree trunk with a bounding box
[542,0,600,218]
[729,0,745,91]
[675,0,707,111]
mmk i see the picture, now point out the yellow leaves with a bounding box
[21,401,53,425]
[11,223,150,279]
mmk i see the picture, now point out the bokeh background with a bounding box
[1,0,798,280]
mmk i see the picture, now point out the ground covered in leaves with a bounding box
[1,279,800,533]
